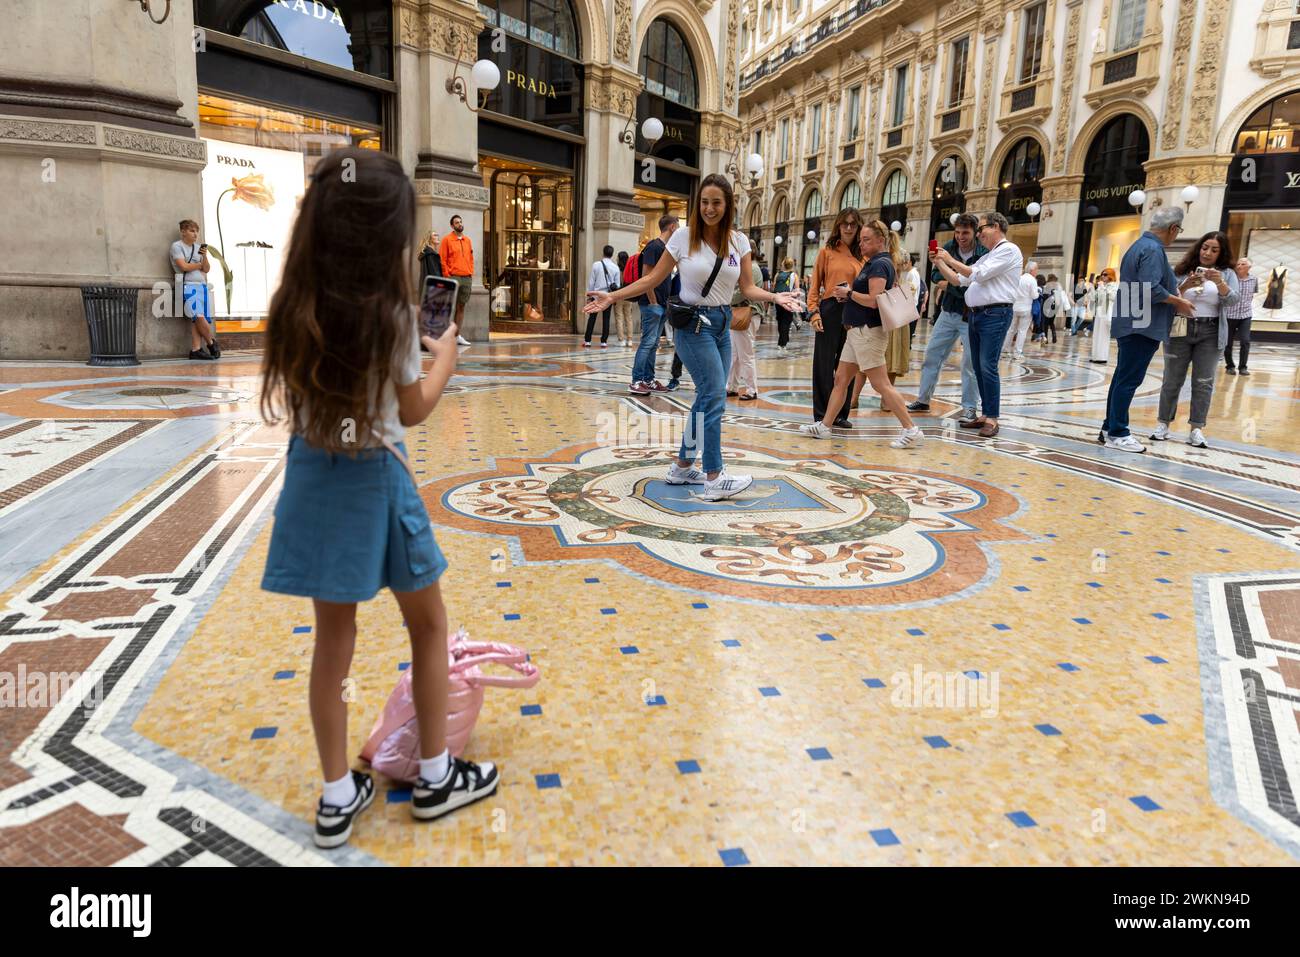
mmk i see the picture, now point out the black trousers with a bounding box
[812,301,853,423]
[1224,317,1252,369]
[584,307,610,343]
[776,307,793,347]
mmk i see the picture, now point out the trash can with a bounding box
[80,285,142,366]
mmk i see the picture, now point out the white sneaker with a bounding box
[959,407,976,421]
[699,471,753,501]
[1188,428,1208,449]
[1013,352,1024,360]
[1104,434,1146,454]
[665,462,707,485]
[457,335,471,346]
[1150,422,1171,441]
[890,427,924,449]
[800,421,833,439]
[777,346,787,357]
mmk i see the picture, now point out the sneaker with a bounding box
[1188,428,1208,449]
[314,770,375,848]
[1104,434,1146,454]
[207,338,221,358]
[582,341,591,348]
[601,343,609,349]
[833,417,852,429]
[1240,369,1251,376]
[629,381,650,395]
[906,400,931,413]
[666,462,708,485]
[1150,422,1171,442]
[960,407,977,421]
[1225,366,1236,375]
[648,380,669,393]
[188,349,215,360]
[800,421,833,439]
[457,335,471,346]
[890,427,924,449]
[666,379,681,391]
[699,471,753,502]
[1013,352,1024,360]
[411,757,499,821]
[1097,430,1106,445]
[777,346,788,357]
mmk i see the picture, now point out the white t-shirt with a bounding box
[1013,272,1039,312]
[170,240,206,285]
[1188,276,1220,317]
[374,310,423,446]
[664,227,752,307]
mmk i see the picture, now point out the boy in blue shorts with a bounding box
[171,219,221,360]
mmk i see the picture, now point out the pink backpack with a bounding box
[360,628,539,783]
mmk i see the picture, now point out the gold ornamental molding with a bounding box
[586,63,644,116]
[725,0,740,110]
[1160,0,1198,151]
[1051,3,1082,174]
[615,0,633,64]
[971,34,998,187]
[1142,155,1235,189]
[1039,174,1085,205]
[1186,1,1230,150]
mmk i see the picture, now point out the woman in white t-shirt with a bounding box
[585,173,801,501]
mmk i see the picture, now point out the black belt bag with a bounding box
[666,253,725,332]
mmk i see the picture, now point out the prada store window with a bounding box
[195,0,394,78]
[483,156,574,323]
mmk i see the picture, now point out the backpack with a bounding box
[622,248,642,285]
[774,271,792,293]
[359,628,539,782]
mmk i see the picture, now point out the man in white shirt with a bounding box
[931,212,1022,438]
[1005,260,1039,358]
[584,244,620,347]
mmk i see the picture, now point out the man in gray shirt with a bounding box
[170,219,220,359]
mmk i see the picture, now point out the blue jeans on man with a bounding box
[915,310,977,411]
[672,305,732,474]
[966,304,1013,419]
[1101,333,1161,438]
[633,303,665,384]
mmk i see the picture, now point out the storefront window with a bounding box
[197,92,381,325]
[1234,92,1300,153]
[641,18,698,109]
[484,158,574,324]
[478,0,579,59]
[839,180,861,211]
[998,137,1044,253]
[930,155,967,239]
[1072,115,1148,285]
[195,0,393,79]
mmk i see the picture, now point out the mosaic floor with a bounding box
[1,324,1299,866]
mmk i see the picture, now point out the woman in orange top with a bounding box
[808,208,865,427]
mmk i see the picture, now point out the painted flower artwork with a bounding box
[207,174,277,312]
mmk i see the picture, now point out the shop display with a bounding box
[1240,227,1300,324]
[486,167,573,322]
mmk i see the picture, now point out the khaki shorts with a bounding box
[841,324,887,369]
[451,275,473,306]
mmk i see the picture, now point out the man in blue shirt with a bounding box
[630,215,679,394]
[1100,206,1195,453]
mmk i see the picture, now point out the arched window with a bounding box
[641,19,698,109]
[932,155,968,199]
[773,196,789,223]
[804,189,823,218]
[747,199,762,227]
[881,169,908,206]
[1235,90,1300,154]
[839,180,861,210]
[999,138,1044,189]
[478,0,579,58]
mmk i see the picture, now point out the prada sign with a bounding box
[477,30,582,136]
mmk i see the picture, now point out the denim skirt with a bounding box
[261,436,447,603]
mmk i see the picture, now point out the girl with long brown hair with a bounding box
[585,173,802,500]
[260,148,498,848]
[807,207,865,426]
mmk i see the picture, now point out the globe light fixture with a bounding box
[807,230,817,241]
[446,42,501,113]
[774,235,784,245]
[1180,185,1200,209]
[949,213,960,226]
[746,153,764,175]
[1128,189,1147,208]
[1026,202,1042,219]
[890,220,902,233]
[642,117,665,144]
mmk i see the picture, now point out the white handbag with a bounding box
[876,284,920,331]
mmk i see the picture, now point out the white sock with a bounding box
[420,750,451,784]
[323,772,357,808]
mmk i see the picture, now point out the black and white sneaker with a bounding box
[411,757,499,821]
[314,770,375,848]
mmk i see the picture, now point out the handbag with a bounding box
[730,304,753,331]
[877,283,920,331]
[360,628,540,781]
[667,252,725,332]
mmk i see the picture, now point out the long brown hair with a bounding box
[1175,230,1234,274]
[826,207,862,253]
[261,147,415,452]
[687,173,741,256]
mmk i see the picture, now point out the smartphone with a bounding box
[1195,266,1207,275]
[199,243,207,252]
[419,276,459,340]
[928,239,939,254]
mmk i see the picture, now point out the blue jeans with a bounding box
[966,305,1013,419]
[1102,333,1161,438]
[915,310,977,409]
[673,305,732,474]
[632,303,665,384]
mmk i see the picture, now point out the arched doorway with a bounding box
[801,188,824,282]
[1223,90,1300,332]
[1071,114,1149,287]
[996,137,1044,253]
[771,195,790,274]
[634,17,700,251]
[880,169,909,233]
[929,155,968,248]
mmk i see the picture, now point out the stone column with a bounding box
[1035,174,1084,280]
[1142,156,1235,260]
[904,201,930,259]
[0,0,205,360]
[586,64,644,301]
[402,1,491,341]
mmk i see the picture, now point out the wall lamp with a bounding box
[622,116,663,151]
[445,41,501,114]
[130,0,171,23]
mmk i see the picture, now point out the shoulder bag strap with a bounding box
[700,253,726,299]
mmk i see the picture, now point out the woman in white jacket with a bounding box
[1090,267,1118,363]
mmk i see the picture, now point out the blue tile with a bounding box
[676,759,701,774]
[1035,723,1062,736]
[758,686,781,697]
[619,645,639,655]
[1152,613,1170,620]
[817,632,837,642]
[1145,655,1168,664]
[924,735,950,749]
[535,773,562,790]
[1045,533,1058,538]
[386,788,411,804]
[520,704,542,716]
[600,608,617,615]
[992,623,1010,631]
[1216,548,1230,554]
[1032,556,1047,562]
[504,613,521,621]
[1130,795,1162,812]
[718,847,750,867]
[1006,811,1037,828]
[869,828,900,847]
[292,625,312,634]
[1013,585,1031,592]
[691,602,709,609]
[273,670,295,680]
[1086,582,1103,588]
[1073,617,1092,625]
[1058,662,1080,672]
[1174,528,1188,533]
[1119,530,1133,535]
[906,627,925,636]
[250,726,277,740]
[397,661,410,671]
[1139,713,1166,725]
[721,639,741,647]
[964,670,982,680]
[806,747,832,761]
[863,678,886,688]
[1155,577,1172,584]
[496,581,511,588]
[1155,550,1172,556]
[584,577,600,583]
[1082,512,1095,517]
[645,694,667,706]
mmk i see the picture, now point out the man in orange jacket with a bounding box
[439,215,474,334]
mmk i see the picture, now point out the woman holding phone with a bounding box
[806,209,865,427]
[584,174,801,501]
